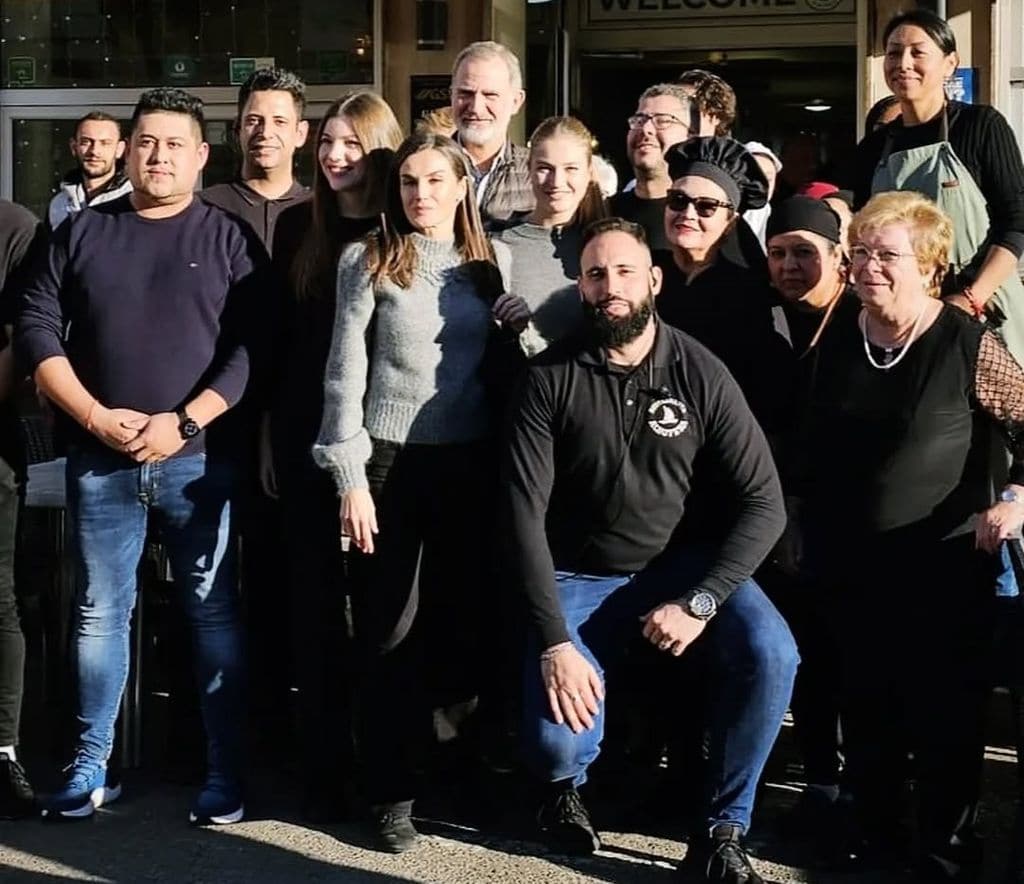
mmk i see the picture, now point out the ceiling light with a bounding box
[804,99,832,112]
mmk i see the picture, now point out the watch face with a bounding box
[1002,489,1019,504]
[182,419,201,439]
[688,591,717,619]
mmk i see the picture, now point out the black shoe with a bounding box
[536,783,601,855]
[0,753,34,819]
[371,801,419,853]
[681,824,764,883]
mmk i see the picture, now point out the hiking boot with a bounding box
[371,801,419,853]
[0,752,34,819]
[681,823,764,883]
[536,782,601,855]
[41,759,121,821]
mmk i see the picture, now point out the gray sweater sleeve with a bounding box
[312,240,375,493]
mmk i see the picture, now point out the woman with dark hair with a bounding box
[493,115,608,355]
[262,91,402,821]
[313,131,511,852]
[853,8,1024,360]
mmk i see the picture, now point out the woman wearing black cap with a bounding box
[759,196,858,836]
[656,135,792,436]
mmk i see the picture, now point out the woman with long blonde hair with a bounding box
[493,115,608,355]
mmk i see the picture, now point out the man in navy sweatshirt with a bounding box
[15,87,267,826]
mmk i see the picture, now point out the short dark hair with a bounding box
[676,69,737,136]
[581,216,649,252]
[237,67,306,117]
[75,111,122,139]
[130,87,206,140]
[882,8,957,55]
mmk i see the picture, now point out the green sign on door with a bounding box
[8,57,36,86]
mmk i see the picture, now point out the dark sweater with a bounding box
[200,180,309,255]
[503,321,784,648]
[15,196,268,458]
[852,101,1024,260]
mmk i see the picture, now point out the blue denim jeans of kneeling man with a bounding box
[521,548,799,835]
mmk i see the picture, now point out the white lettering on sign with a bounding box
[585,0,853,24]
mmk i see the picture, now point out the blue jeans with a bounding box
[522,551,798,834]
[66,447,244,784]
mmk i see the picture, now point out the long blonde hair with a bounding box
[291,91,403,300]
[527,116,608,230]
[368,132,500,293]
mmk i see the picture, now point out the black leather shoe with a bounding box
[0,753,35,820]
[536,783,601,855]
[680,824,764,883]
[371,801,419,853]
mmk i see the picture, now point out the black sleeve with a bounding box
[961,106,1024,259]
[849,127,888,210]
[501,367,566,649]
[974,328,1024,485]
[685,366,786,604]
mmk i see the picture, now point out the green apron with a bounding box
[871,106,1024,363]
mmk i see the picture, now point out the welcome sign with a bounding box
[584,0,855,25]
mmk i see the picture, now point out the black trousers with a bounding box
[758,565,843,787]
[0,455,21,747]
[349,440,492,805]
[827,533,996,853]
[280,461,352,795]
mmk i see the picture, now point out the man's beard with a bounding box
[582,293,655,348]
[80,160,114,180]
[457,119,497,147]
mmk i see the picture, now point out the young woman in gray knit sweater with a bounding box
[492,116,608,356]
[313,131,511,852]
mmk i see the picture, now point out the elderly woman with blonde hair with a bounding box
[791,190,1024,878]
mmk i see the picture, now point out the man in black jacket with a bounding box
[504,218,798,884]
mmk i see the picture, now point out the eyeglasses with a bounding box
[666,190,733,217]
[849,244,915,265]
[627,112,687,131]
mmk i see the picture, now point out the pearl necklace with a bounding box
[859,303,929,371]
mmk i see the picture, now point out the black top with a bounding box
[200,180,310,256]
[851,101,1024,261]
[0,200,46,473]
[15,196,269,459]
[610,191,670,252]
[797,304,1024,556]
[268,204,379,487]
[502,321,785,648]
[654,249,793,435]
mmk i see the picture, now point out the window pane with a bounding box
[1,1,374,88]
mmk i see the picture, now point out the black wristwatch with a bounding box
[682,589,718,621]
[176,408,201,440]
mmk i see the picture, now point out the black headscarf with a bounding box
[665,137,769,213]
[766,196,842,243]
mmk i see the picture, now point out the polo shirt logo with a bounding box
[647,397,689,438]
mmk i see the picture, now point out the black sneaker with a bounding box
[681,824,764,883]
[0,753,34,819]
[536,783,601,855]
[371,801,419,853]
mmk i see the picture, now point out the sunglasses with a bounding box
[666,190,733,217]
